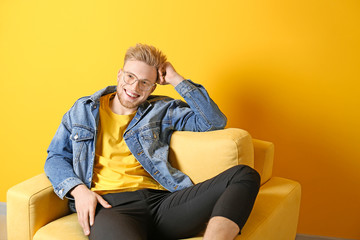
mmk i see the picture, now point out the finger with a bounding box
[159,62,166,72]
[83,217,91,236]
[158,67,165,77]
[157,69,166,84]
[161,68,166,78]
[78,210,90,236]
[82,210,91,235]
[89,207,95,227]
[97,195,112,208]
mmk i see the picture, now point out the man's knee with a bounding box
[230,165,261,190]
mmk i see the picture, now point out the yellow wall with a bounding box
[1,0,359,238]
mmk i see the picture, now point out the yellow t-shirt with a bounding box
[91,93,165,195]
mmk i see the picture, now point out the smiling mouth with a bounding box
[125,89,140,99]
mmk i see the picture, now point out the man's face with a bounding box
[116,60,157,112]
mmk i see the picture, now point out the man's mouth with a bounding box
[125,89,140,99]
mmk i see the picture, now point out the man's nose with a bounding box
[129,80,141,92]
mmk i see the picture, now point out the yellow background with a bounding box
[1,0,359,238]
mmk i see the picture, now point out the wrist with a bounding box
[70,184,87,197]
[170,75,185,87]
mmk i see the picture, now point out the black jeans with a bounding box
[88,165,260,240]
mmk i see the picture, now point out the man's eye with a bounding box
[127,74,134,79]
[140,80,149,86]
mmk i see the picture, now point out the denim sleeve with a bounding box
[172,80,227,132]
[44,112,83,199]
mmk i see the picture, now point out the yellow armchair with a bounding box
[7,128,301,240]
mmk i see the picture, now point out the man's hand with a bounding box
[70,184,112,236]
[158,62,185,87]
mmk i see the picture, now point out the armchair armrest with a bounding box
[252,139,274,185]
[7,173,70,240]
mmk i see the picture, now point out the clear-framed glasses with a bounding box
[122,71,156,91]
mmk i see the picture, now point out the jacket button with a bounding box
[154,171,159,175]
[74,134,79,140]
[59,189,64,195]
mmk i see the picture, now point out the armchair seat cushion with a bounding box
[33,214,86,240]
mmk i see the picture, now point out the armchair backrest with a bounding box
[169,128,272,185]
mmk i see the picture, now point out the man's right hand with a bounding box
[70,184,112,236]
[158,62,185,87]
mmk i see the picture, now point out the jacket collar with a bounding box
[89,86,117,102]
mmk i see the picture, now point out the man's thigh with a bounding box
[89,200,150,240]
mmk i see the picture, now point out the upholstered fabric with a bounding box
[33,214,87,240]
[7,174,69,240]
[169,128,254,184]
[252,139,274,185]
[7,128,301,240]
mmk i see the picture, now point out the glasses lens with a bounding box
[123,72,153,91]
[123,73,135,84]
[139,80,152,91]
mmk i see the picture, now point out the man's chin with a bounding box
[119,99,139,110]
[115,91,142,112]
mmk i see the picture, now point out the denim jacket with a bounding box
[45,80,227,199]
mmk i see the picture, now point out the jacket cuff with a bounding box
[54,177,84,199]
[175,79,199,96]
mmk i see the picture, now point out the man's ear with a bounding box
[117,69,122,83]
[150,84,157,94]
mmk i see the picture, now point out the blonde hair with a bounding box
[124,43,167,70]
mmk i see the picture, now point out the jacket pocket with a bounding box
[140,127,160,141]
[70,126,94,142]
[139,127,162,157]
[70,126,94,164]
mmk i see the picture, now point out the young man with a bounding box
[45,44,260,240]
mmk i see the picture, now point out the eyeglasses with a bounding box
[122,71,156,91]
